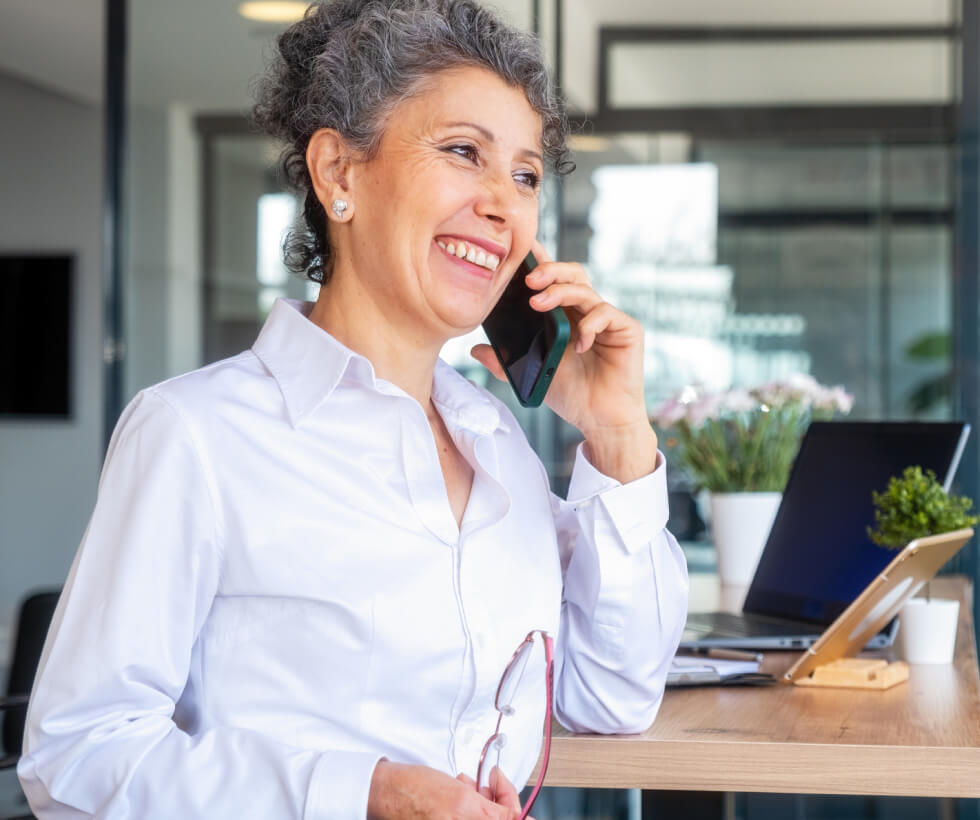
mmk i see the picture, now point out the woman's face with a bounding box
[340,65,544,344]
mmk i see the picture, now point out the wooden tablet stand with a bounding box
[793,657,909,690]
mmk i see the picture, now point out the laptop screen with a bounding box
[742,421,969,625]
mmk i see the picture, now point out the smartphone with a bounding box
[482,251,570,408]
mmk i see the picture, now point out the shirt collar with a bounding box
[252,298,509,436]
[432,359,510,437]
[252,298,365,427]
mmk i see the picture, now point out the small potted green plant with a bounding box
[868,466,977,664]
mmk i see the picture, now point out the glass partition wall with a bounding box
[539,10,963,531]
[199,125,314,363]
[550,136,956,530]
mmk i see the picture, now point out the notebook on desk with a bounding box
[667,654,768,687]
[680,420,970,651]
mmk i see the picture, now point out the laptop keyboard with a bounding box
[686,611,816,638]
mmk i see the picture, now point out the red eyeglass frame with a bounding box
[475,629,555,820]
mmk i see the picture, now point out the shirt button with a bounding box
[462,729,475,744]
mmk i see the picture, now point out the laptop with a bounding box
[680,420,970,650]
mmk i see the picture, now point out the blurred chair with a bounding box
[0,589,60,820]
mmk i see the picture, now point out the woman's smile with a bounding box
[434,236,506,280]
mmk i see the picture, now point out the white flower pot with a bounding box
[897,597,959,664]
[709,492,781,586]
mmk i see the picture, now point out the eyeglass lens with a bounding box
[478,733,508,799]
[496,638,536,713]
[479,638,540,797]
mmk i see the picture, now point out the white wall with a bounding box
[0,72,104,639]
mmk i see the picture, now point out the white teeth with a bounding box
[438,238,501,272]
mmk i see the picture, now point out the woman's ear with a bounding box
[307,128,355,222]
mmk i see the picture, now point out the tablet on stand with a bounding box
[782,528,974,689]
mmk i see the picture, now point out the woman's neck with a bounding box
[308,274,442,409]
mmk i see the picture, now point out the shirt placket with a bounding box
[448,429,513,773]
[396,404,477,773]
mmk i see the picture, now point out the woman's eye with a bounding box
[446,144,479,163]
[514,170,541,190]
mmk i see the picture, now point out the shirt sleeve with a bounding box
[551,443,689,734]
[17,390,382,820]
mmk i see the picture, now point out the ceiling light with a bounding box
[568,135,612,153]
[238,2,309,24]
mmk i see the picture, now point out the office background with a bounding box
[1,0,978,818]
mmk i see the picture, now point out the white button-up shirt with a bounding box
[19,299,688,820]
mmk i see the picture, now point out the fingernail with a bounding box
[531,292,549,304]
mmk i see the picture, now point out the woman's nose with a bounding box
[474,169,519,224]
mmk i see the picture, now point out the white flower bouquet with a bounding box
[651,374,854,493]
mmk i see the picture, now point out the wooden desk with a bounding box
[542,576,980,797]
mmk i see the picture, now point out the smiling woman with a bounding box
[16,2,688,819]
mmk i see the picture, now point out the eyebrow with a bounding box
[443,121,544,165]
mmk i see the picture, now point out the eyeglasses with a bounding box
[475,629,554,819]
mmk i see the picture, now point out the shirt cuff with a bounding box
[566,443,671,555]
[305,749,385,820]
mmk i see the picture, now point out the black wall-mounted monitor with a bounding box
[0,254,72,417]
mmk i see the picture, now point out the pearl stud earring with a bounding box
[331,199,349,219]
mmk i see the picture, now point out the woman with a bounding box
[18,1,687,818]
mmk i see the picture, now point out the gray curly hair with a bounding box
[253,0,572,284]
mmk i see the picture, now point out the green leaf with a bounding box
[867,466,978,550]
[904,332,951,360]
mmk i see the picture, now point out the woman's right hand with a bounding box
[367,760,525,820]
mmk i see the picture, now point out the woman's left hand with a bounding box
[472,241,659,483]
[457,769,535,820]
